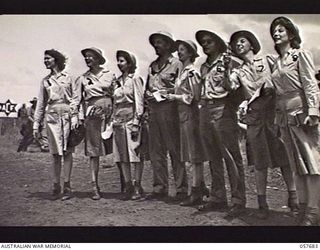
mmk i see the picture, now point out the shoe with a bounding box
[180,187,202,207]
[171,192,188,202]
[91,181,101,200]
[51,183,61,200]
[146,192,167,200]
[257,195,269,219]
[256,207,269,220]
[200,182,210,197]
[295,203,307,225]
[120,182,134,201]
[300,207,319,226]
[226,204,246,218]
[61,182,73,201]
[288,191,299,216]
[197,201,228,211]
[131,181,144,200]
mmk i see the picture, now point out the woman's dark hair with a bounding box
[270,17,301,54]
[117,53,137,74]
[44,49,67,71]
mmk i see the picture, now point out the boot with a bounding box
[300,207,319,226]
[180,187,202,206]
[131,181,144,200]
[51,183,61,200]
[288,190,299,216]
[296,203,307,225]
[200,181,210,197]
[121,181,134,201]
[61,182,73,201]
[257,195,269,219]
[91,181,101,200]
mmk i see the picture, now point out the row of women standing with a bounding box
[33,16,320,226]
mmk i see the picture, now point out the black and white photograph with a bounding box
[1,13,320,241]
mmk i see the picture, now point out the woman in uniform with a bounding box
[73,47,115,200]
[112,50,145,200]
[33,49,77,201]
[270,16,320,225]
[167,40,207,206]
[226,30,298,219]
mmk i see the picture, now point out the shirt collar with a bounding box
[203,54,223,68]
[85,68,109,78]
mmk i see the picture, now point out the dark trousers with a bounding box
[148,101,188,194]
[199,101,246,205]
[17,123,34,152]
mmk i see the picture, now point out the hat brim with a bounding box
[149,33,177,52]
[175,40,199,58]
[230,30,261,55]
[270,16,302,45]
[81,48,106,65]
[195,30,227,53]
[116,50,137,72]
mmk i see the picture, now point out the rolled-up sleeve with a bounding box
[298,50,320,117]
[181,70,201,105]
[33,80,47,130]
[132,76,145,126]
[71,76,84,118]
[226,69,241,91]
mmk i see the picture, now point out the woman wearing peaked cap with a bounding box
[73,47,116,200]
[112,50,145,200]
[33,49,77,201]
[195,30,246,215]
[226,30,298,219]
[167,40,208,206]
[269,16,320,225]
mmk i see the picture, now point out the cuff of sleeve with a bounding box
[33,122,40,130]
[308,107,319,117]
[132,117,141,127]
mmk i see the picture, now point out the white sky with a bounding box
[1,14,320,104]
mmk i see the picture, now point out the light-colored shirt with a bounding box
[175,63,201,105]
[113,73,145,126]
[33,71,75,130]
[270,48,320,117]
[147,55,182,97]
[228,56,272,102]
[74,68,116,101]
[200,55,229,99]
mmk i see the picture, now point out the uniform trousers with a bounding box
[199,99,246,205]
[148,101,188,194]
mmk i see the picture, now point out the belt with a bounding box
[200,98,227,105]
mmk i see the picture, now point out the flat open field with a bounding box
[0,120,296,227]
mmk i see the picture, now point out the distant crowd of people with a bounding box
[26,16,320,226]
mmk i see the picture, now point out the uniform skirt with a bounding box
[45,103,74,155]
[178,103,202,163]
[280,123,320,175]
[84,96,112,157]
[276,92,320,175]
[113,104,141,163]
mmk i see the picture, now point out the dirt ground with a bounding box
[0,122,297,227]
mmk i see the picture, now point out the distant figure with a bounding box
[17,103,32,152]
[17,98,48,152]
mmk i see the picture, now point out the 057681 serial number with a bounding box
[300,244,318,249]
